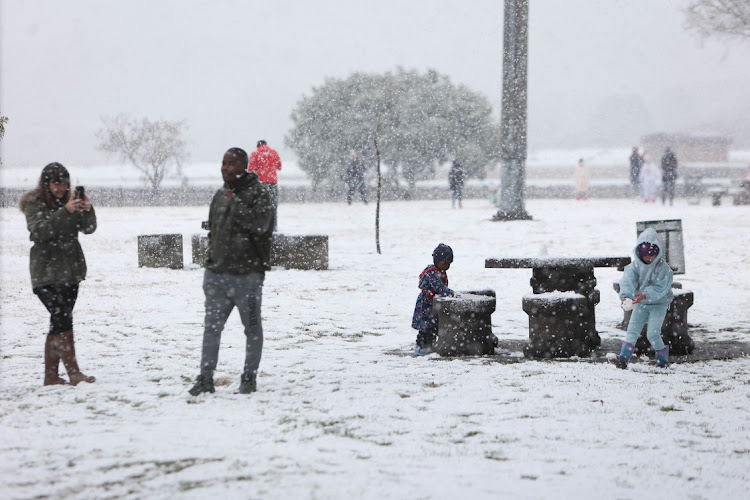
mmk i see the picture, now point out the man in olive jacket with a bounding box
[189,147,275,396]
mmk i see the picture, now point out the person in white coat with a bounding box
[639,153,660,203]
[574,158,590,200]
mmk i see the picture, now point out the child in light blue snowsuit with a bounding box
[615,228,673,368]
[411,243,455,355]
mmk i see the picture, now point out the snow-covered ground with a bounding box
[1,196,749,499]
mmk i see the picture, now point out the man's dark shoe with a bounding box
[189,375,215,396]
[238,372,257,394]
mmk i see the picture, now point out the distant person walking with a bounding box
[629,147,643,196]
[248,139,282,230]
[639,153,660,203]
[574,158,590,201]
[449,160,464,208]
[661,146,678,206]
[189,147,275,396]
[20,163,97,386]
[345,151,367,205]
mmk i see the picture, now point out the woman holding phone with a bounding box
[19,162,97,385]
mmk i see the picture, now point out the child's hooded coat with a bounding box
[618,227,674,306]
[411,265,454,332]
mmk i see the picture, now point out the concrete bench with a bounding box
[271,234,328,270]
[521,292,590,358]
[730,186,750,205]
[137,234,183,269]
[612,283,695,355]
[707,187,727,206]
[192,234,209,266]
[709,184,749,206]
[613,281,682,329]
[433,289,498,356]
[192,232,329,271]
[633,289,695,355]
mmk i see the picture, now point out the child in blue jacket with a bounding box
[411,243,455,355]
[615,228,674,368]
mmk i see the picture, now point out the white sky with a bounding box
[2,0,750,167]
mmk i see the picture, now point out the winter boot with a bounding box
[58,330,95,385]
[43,335,67,386]
[614,342,635,369]
[238,372,257,394]
[655,346,670,368]
[189,375,215,396]
[414,345,433,356]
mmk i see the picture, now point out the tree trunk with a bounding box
[375,135,382,255]
[494,0,532,221]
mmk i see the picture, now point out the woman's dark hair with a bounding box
[19,162,71,212]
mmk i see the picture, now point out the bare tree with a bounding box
[684,0,750,41]
[97,115,189,190]
[0,115,8,166]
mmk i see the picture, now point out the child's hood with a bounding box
[633,227,665,265]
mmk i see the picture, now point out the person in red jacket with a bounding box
[248,140,282,230]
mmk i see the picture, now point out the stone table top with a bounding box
[485,256,631,269]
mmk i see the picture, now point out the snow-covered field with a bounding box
[1,196,749,499]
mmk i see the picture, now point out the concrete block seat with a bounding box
[137,234,183,269]
[433,289,498,356]
[707,187,728,206]
[191,230,329,271]
[613,281,682,329]
[612,283,695,355]
[192,234,209,266]
[521,292,592,359]
[730,187,750,205]
[271,234,328,270]
[634,289,695,355]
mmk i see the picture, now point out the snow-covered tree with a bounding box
[286,68,500,195]
[684,0,750,41]
[96,115,189,190]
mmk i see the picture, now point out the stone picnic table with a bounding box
[485,256,631,358]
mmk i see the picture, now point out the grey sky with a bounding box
[2,0,749,167]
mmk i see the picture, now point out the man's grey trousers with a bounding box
[199,269,264,378]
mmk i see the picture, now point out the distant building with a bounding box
[641,133,732,163]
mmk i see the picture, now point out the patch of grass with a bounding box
[521,474,538,480]
[660,405,682,412]
[484,451,507,461]
[465,431,481,438]
[423,381,441,389]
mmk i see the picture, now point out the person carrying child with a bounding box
[411,243,455,355]
[614,228,673,369]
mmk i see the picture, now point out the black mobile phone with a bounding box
[75,186,85,199]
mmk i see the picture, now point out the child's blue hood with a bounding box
[631,227,667,287]
[633,227,665,264]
